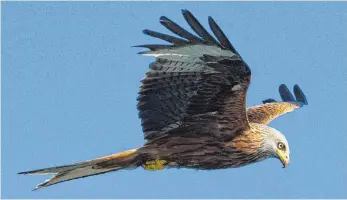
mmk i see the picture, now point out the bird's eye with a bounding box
[278,142,285,150]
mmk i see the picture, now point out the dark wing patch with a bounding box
[136,10,251,140]
[279,84,296,102]
[208,16,239,54]
[293,84,308,105]
[262,84,308,106]
[181,9,220,45]
[262,98,277,104]
[142,29,188,45]
[159,16,205,44]
[247,84,308,125]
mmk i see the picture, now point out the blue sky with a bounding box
[2,2,347,198]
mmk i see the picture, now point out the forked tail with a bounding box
[18,148,140,190]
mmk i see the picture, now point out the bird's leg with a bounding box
[142,159,167,171]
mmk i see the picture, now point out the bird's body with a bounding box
[145,125,266,169]
[18,9,308,190]
[139,120,282,170]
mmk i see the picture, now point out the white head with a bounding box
[260,125,290,168]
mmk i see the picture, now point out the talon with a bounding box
[142,160,167,171]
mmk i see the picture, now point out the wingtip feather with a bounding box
[279,84,295,102]
[293,84,308,105]
[181,8,189,13]
[159,16,170,22]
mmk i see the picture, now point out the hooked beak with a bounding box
[276,150,290,168]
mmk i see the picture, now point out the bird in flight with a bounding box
[19,9,308,190]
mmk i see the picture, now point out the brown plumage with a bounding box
[18,10,308,190]
[247,102,300,125]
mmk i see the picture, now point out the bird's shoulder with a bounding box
[226,123,266,154]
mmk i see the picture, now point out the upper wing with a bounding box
[137,10,252,140]
[247,84,308,125]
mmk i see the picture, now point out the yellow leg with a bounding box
[142,160,167,171]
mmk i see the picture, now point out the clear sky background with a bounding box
[2,2,347,198]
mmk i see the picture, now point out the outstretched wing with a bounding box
[137,10,252,140]
[247,84,308,125]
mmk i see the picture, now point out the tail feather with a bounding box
[18,149,140,190]
[18,161,96,175]
[32,166,117,190]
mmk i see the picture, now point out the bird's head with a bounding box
[260,125,290,168]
